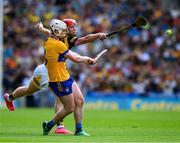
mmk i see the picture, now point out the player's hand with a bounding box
[98,33,107,40]
[35,22,44,31]
[86,57,96,65]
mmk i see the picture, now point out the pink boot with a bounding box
[54,125,72,134]
[4,93,15,111]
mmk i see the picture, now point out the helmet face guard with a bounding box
[50,19,68,38]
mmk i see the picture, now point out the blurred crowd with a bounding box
[3,0,180,97]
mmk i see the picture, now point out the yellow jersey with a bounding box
[44,37,70,82]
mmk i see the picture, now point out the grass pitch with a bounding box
[0,108,180,142]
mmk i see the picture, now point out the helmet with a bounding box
[50,19,67,38]
[63,18,77,27]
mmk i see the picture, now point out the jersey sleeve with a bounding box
[67,35,78,49]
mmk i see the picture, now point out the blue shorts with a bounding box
[49,76,74,97]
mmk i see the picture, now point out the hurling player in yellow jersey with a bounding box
[36,19,106,136]
[42,19,98,136]
[3,18,106,136]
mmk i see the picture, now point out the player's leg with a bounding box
[42,77,75,135]
[42,93,75,135]
[4,79,39,111]
[53,94,75,123]
[4,64,48,111]
[72,81,90,136]
[12,79,39,98]
[54,99,72,134]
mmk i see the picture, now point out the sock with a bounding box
[47,120,55,130]
[9,94,15,101]
[76,123,82,133]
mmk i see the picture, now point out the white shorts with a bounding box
[32,64,49,89]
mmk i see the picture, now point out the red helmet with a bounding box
[63,18,77,27]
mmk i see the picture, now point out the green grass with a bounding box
[0,108,180,142]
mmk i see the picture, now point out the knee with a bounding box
[69,107,75,113]
[26,85,38,95]
[25,87,34,95]
[76,97,84,107]
[67,107,74,114]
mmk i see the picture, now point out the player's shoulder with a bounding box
[48,37,66,47]
[66,35,78,43]
[56,40,67,49]
[66,34,77,39]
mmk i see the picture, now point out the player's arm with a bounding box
[74,33,107,45]
[35,22,51,36]
[65,50,95,64]
[56,40,95,64]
